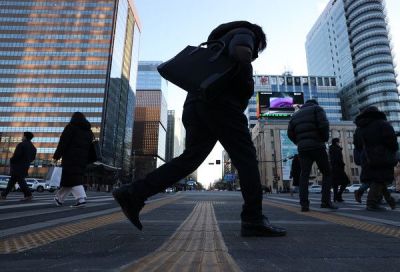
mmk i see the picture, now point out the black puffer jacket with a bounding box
[10,139,36,177]
[353,109,398,183]
[287,101,329,151]
[184,21,258,112]
[54,118,94,187]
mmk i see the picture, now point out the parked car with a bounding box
[308,185,322,193]
[345,184,362,193]
[25,178,46,192]
[387,185,396,193]
[45,182,58,193]
[0,175,11,191]
[165,187,174,193]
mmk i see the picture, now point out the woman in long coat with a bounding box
[53,112,94,207]
[353,106,397,211]
[329,138,350,202]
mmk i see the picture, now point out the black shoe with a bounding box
[70,201,86,208]
[386,197,396,210]
[366,205,387,211]
[113,185,145,230]
[241,215,287,237]
[301,206,309,212]
[354,190,362,203]
[54,197,63,207]
[320,202,338,210]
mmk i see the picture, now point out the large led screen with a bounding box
[257,92,304,119]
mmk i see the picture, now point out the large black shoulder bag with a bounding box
[88,140,102,163]
[157,40,239,101]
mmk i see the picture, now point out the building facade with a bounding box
[166,110,175,162]
[133,61,168,179]
[0,0,141,178]
[247,74,342,128]
[251,120,359,191]
[306,0,400,131]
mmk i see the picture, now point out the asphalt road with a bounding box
[0,190,399,272]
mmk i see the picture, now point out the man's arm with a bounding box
[315,107,329,142]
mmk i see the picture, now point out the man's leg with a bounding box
[17,177,32,198]
[1,175,18,198]
[214,108,286,236]
[71,185,87,203]
[332,184,339,202]
[314,149,334,206]
[113,103,217,230]
[366,182,387,211]
[298,151,314,210]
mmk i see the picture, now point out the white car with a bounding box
[345,184,362,193]
[25,178,46,192]
[0,175,11,190]
[308,185,322,193]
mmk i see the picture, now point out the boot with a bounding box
[113,184,145,230]
[241,215,287,237]
[354,190,362,203]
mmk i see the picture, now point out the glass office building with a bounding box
[133,61,168,179]
[0,0,141,178]
[306,0,400,131]
[247,74,342,128]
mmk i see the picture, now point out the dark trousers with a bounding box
[298,149,332,207]
[367,182,392,207]
[132,101,263,221]
[333,184,346,201]
[1,174,32,197]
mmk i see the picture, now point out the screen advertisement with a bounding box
[257,92,304,119]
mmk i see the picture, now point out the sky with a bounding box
[134,0,400,188]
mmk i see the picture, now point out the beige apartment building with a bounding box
[251,120,360,191]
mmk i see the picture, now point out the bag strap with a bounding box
[189,40,226,62]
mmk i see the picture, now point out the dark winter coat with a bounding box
[184,21,257,112]
[54,118,94,187]
[353,110,398,184]
[329,144,350,186]
[10,139,36,177]
[290,154,301,186]
[287,101,330,151]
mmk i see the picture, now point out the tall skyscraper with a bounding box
[133,61,168,179]
[247,74,341,128]
[306,0,400,131]
[0,0,141,178]
[166,110,175,162]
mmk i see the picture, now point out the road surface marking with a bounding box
[265,200,400,239]
[121,201,241,272]
[0,195,182,254]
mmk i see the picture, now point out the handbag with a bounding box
[157,40,239,101]
[46,166,62,188]
[88,140,102,163]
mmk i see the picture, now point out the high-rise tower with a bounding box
[306,0,400,131]
[0,0,141,178]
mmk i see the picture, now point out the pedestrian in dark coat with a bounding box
[353,106,397,211]
[287,99,337,212]
[0,132,36,201]
[290,154,300,196]
[53,112,94,207]
[113,21,286,237]
[329,138,350,202]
